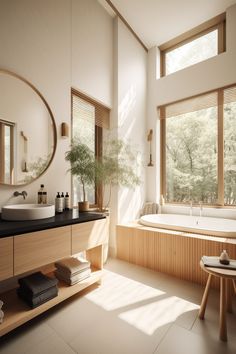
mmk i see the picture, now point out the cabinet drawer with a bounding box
[72,219,108,254]
[14,226,71,275]
[0,237,13,281]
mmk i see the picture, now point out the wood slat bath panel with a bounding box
[116,224,236,288]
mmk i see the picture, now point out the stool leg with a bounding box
[199,274,212,320]
[220,277,227,342]
[226,279,232,313]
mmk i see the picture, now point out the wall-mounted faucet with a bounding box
[13,191,27,200]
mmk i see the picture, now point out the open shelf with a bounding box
[0,269,102,337]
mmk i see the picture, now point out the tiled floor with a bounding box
[0,258,236,354]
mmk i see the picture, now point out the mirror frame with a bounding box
[0,69,57,186]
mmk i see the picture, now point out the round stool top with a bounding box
[200,260,236,279]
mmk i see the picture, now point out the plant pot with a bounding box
[78,201,89,212]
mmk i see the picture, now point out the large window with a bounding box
[160,14,225,76]
[160,85,236,206]
[71,90,109,206]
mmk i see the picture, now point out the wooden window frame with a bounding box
[160,13,226,77]
[160,83,236,208]
[0,120,14,184]
[71,89,109,208]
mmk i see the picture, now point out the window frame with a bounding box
[0,120,14,184]
[159,13,226,77]
[71,89,109,208]
[160,83,236,208]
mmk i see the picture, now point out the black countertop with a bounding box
[0,210,106,238]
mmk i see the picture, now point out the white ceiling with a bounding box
[99,0,236,49]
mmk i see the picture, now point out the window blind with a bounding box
[158,84,236,119]
[72,89,110,129]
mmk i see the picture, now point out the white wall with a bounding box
[108,18,147,253]
[0,0,113,209]
[71,0,113,107]
[147,4,236,213]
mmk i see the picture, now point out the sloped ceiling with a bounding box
[99,0,236,48]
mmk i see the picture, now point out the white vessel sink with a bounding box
[1,204,55,221]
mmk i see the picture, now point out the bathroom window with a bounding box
[0,120,14,184]
[159,14,225,76]
[71,89,109,207]
[160,84,236,206]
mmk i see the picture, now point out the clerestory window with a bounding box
[159,14,226,76]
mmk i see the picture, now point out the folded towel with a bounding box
[202,256,236,270]
[55,257,90,275]
[55,268,91,286]
[17,286,58,309]
[55,264,90,279]
[18,272,58,297]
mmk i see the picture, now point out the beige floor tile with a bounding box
[0,320,55,354]
[24,332,76,354]
[154,324,236,354]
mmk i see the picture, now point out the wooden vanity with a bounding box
[0,211,108,337]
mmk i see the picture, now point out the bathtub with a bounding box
[140,214,236,238]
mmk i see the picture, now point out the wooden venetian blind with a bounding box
[159,84,236,119]
[72,89,110,129]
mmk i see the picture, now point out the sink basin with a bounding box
[1,204,55,221]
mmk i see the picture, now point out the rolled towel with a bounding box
[55,257,90,276]
[0,309,4,324]
[0,300,3,309]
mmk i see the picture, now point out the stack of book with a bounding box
[0,300,4,324]
[17,272,58,308]
[55,257,91,285]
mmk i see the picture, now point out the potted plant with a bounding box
[65,141,95,211]
[95,138,141,212]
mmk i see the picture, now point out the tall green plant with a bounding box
[65,141,95,202]
[95,139,141,211]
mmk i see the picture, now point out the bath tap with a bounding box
[13,191,27,199]
[199,201,203,217]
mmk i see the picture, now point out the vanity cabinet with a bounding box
[14,226,71,275]
[72,218,108,254]
[0,215,108,337]
[0,237,13,281]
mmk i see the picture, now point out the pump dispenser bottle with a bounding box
[55,192,63,213]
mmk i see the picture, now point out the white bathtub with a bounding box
[140,214,236,238]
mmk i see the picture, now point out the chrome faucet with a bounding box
[190,201,193,216]
[199,201,203,217]
[13,191,27,199]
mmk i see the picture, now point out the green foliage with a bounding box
[166,101,236,205]
[65,141,95,202]
[95,138,141,210]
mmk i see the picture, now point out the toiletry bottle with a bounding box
[61,192,65,210]
[219,250,230,265]
[42,186,47,204]
[65,192,70,210]
[38,184,44,204]
[55,192,63,213]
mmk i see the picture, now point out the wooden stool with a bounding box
[199,260,236,341]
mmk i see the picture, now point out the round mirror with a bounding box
[0,69,57,186]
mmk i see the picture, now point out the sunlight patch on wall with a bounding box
[118,85,137,127]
